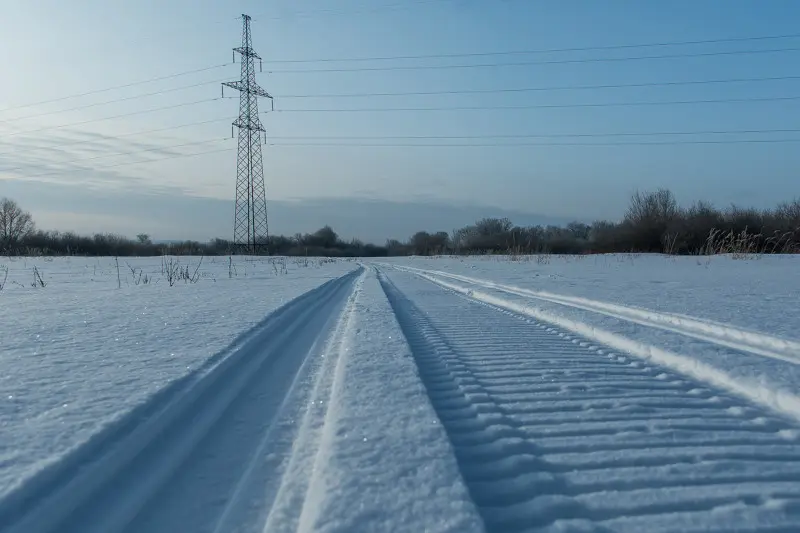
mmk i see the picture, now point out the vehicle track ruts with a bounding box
[379,269,800,533]
[389,264,800,365]
[1,268,361,533]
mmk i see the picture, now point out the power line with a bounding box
[267,46,800,73]
[0,97,225,138]
[0,64,230,115]
[5,139,795,171]
[4,125,797,160]
[13,71,799,124]
[5,78,231,123]
[10,70,797,128]
[251,0,455,20]
[271,94,800,112]
[0,75,792,141]
[267,138,800,147]
[0,138,231,175]
[6,138,795,188]
[4,94,795,150]
[3,34,797,120]
[275,74,800,98]
[5,137,797,189]
[265,32,800,63]
[6,72,794,131]
[268,127,800,140]
[3,29,797,118]
[3,124,796,161]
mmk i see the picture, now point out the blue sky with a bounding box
[1,0,799,242]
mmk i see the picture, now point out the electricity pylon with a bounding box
[222,14,273,254]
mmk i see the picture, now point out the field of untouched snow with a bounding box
[1,253,799,533]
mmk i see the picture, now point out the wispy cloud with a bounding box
[32,210,146,235]
[3,173,571,242]
[0,126,187,157]
[0,123,218,193]
[0,157,198,197]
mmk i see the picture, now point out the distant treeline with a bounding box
[1,190,798,257]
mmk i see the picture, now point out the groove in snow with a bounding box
[402,267,800,425]
[379,268,800,533]
[0,269,361,533]
[392,265,800,366]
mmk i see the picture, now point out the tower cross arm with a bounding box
[222,80,272,99]
[233,46,262,60]
[232,117,266,133]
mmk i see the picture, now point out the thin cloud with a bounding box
[0,156,197,197]
[0,127,194,179]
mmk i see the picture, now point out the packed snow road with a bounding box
[2,265,800,533]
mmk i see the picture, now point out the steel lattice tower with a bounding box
[222,14,273,254]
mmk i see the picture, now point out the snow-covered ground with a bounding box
[380,255,800,422]
[0,256,357,503]
[382,254,800,339]
[1,254,799,532]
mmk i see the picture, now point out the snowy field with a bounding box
[0,257,358,499]
[380,254,800,419]
[1,254,799,532]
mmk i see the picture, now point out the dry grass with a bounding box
[699,228,798,259]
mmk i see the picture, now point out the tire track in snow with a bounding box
[0,268,361,533]
[262,266,485,533]
[379,269,800,533]
[260,269,365,533]
[401,266,800,424]
[391,265,800,366]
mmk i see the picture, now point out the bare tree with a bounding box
[625,188,678,225]
[475,217,513,236]
[624,189,679,252]
[311,226,338,248]
[567,222,591,240]
[432,231,450,254]
[410,231,431,255]
[0,198,35,249]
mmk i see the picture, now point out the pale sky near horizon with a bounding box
[1,0,799,241]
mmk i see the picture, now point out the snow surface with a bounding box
[381,255,800,421]
[0,256,357,501]
[379,267,800,533]
[260,267,482,533]
[2,253,800,532]
[381,254,800,339]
